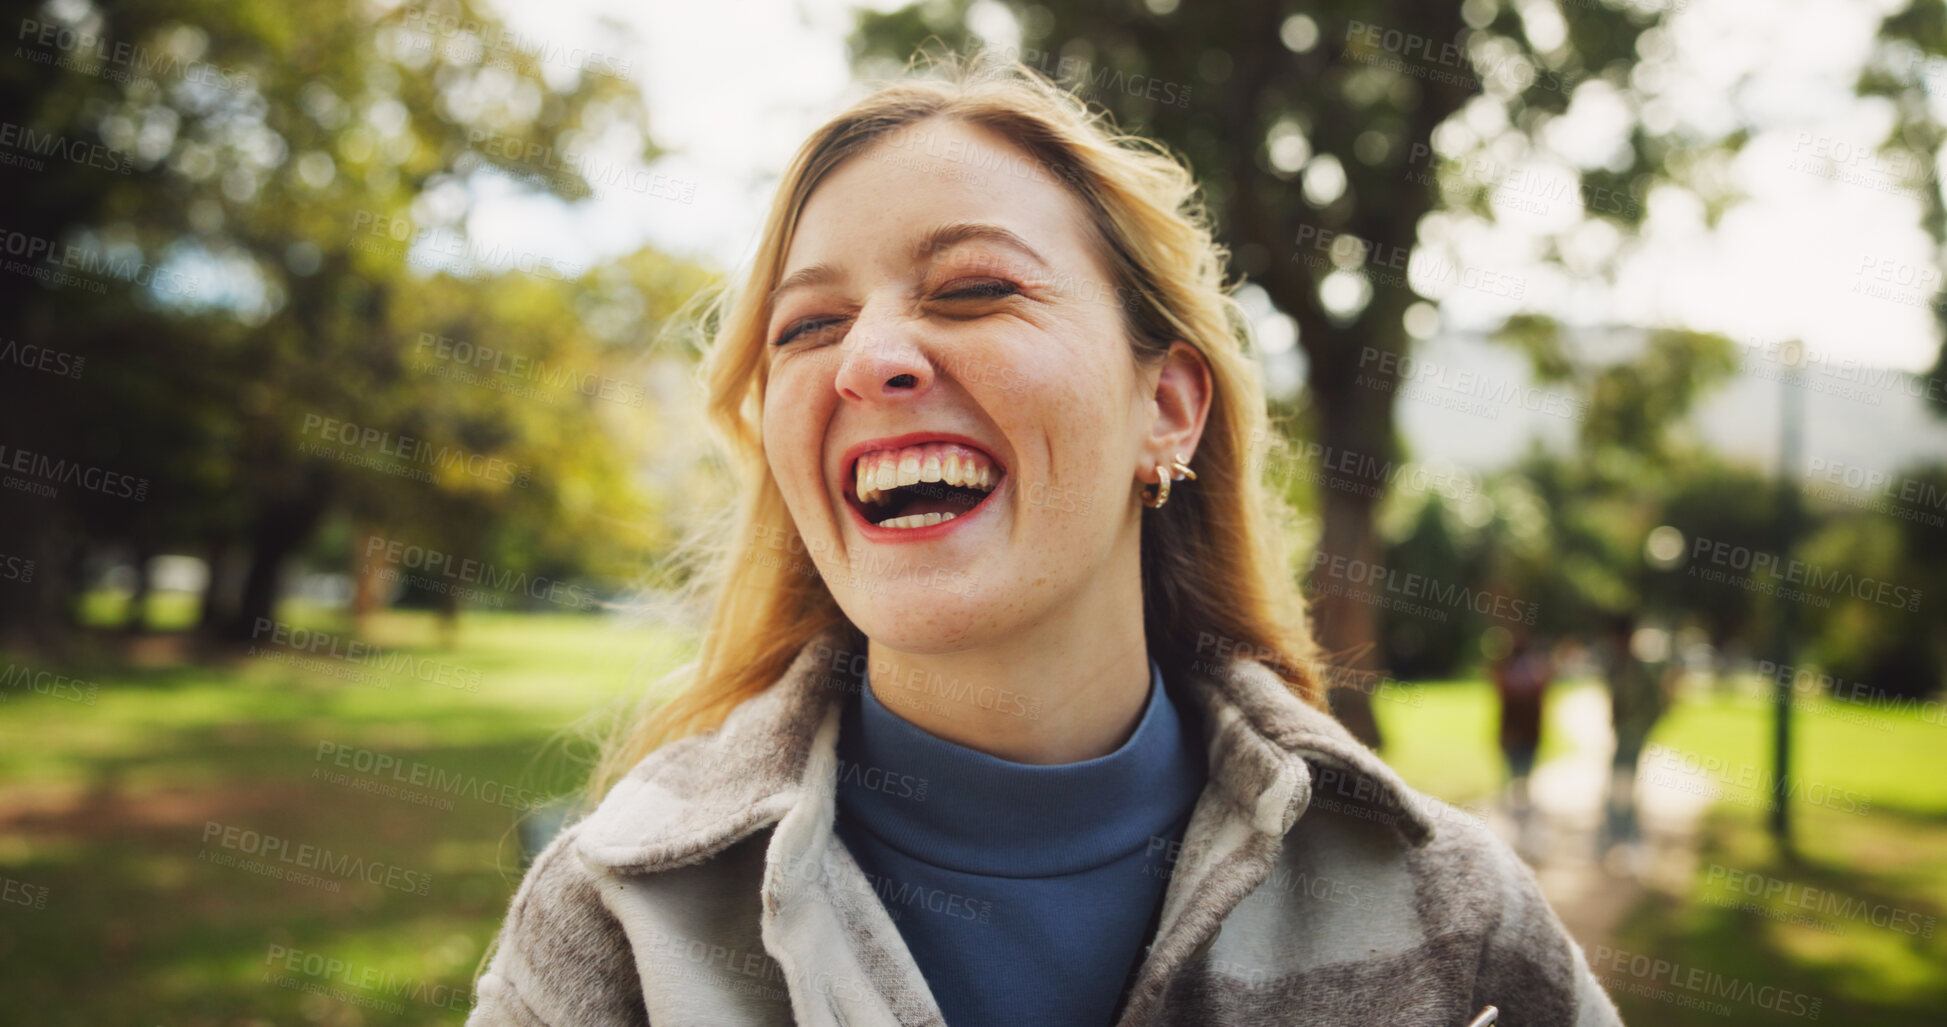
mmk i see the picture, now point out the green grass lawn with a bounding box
[0,607,692,1026]
[1604,687,1947,1025]
[2,612,1941,1024]
[1377,677,1947,1023]
[1606,803,1947,1025]
[1371,676,1584,805]
[1373,676,1947,810]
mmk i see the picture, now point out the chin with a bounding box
[840,591,992,654]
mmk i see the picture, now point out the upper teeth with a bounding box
[854,442,1000,506]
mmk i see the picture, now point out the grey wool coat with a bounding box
[467,625,1625,1026]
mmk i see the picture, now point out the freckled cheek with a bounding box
[1047,372,1125,450]
[762,376,827,502]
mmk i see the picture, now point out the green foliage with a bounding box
[0,0,716,635]
[1373,325,1743,678]
[1796,511,1942,700]
[1858,3,1947,417]
[1378,494,1476,676]
[1641,457,1786,645]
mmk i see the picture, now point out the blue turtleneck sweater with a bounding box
[832,658,1207,1027]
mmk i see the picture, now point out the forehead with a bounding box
[782,117,1097,276]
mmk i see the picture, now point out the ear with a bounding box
[1145,341,1212,470]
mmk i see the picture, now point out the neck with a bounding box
[863,550,1150,765]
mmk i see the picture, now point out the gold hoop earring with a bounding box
[1143,453,1196,509]
[1142,463,1172,508]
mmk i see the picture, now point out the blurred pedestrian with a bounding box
[1601,615,1670,869]
[1493,631,1551,856]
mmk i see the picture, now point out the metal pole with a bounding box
[1769,343,1804,855]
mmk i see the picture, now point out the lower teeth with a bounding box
[877,511,959,530]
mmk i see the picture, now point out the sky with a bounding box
[457,0,1942,375]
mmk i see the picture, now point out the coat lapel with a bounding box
[755,669,949,1027]
[1112,656,1437,1025]
[578,626,946,1025]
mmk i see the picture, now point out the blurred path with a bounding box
[1482,683,1711,947]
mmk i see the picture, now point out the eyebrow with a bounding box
[767,221,1052,309]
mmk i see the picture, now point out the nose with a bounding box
[833,308,935,403]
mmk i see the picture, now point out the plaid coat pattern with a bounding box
[468,625,1624,1026]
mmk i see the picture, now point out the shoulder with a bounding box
[1401,793,1623,1026]
[1284,775,1622,1026]
[470,823,650,1027]
[491,822,618,952]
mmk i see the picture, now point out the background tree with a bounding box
[0,0,703,646]
[1862,1,1947,416]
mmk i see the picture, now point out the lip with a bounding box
[837,431,1008,543]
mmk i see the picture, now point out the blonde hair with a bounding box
[590,47,1324,799]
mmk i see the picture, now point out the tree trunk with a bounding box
[198,539,235,639]
[123,542,153,634]
[1301,354,1401,749]
[58,538,88,632]
[0,506,63,651]
[350,524,387,635]
[222,486,330,643]
[436,584,459,650]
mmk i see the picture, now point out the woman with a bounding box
[468,50,1622,1027]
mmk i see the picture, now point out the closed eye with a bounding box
[938,280,1021,301]
[774,316,847,347]
[772,280,1021,345]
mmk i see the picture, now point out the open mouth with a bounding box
[845,441,1005,530]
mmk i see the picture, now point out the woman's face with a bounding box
[760,116,1161,653]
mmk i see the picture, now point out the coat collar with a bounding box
[575,624,1435,874]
